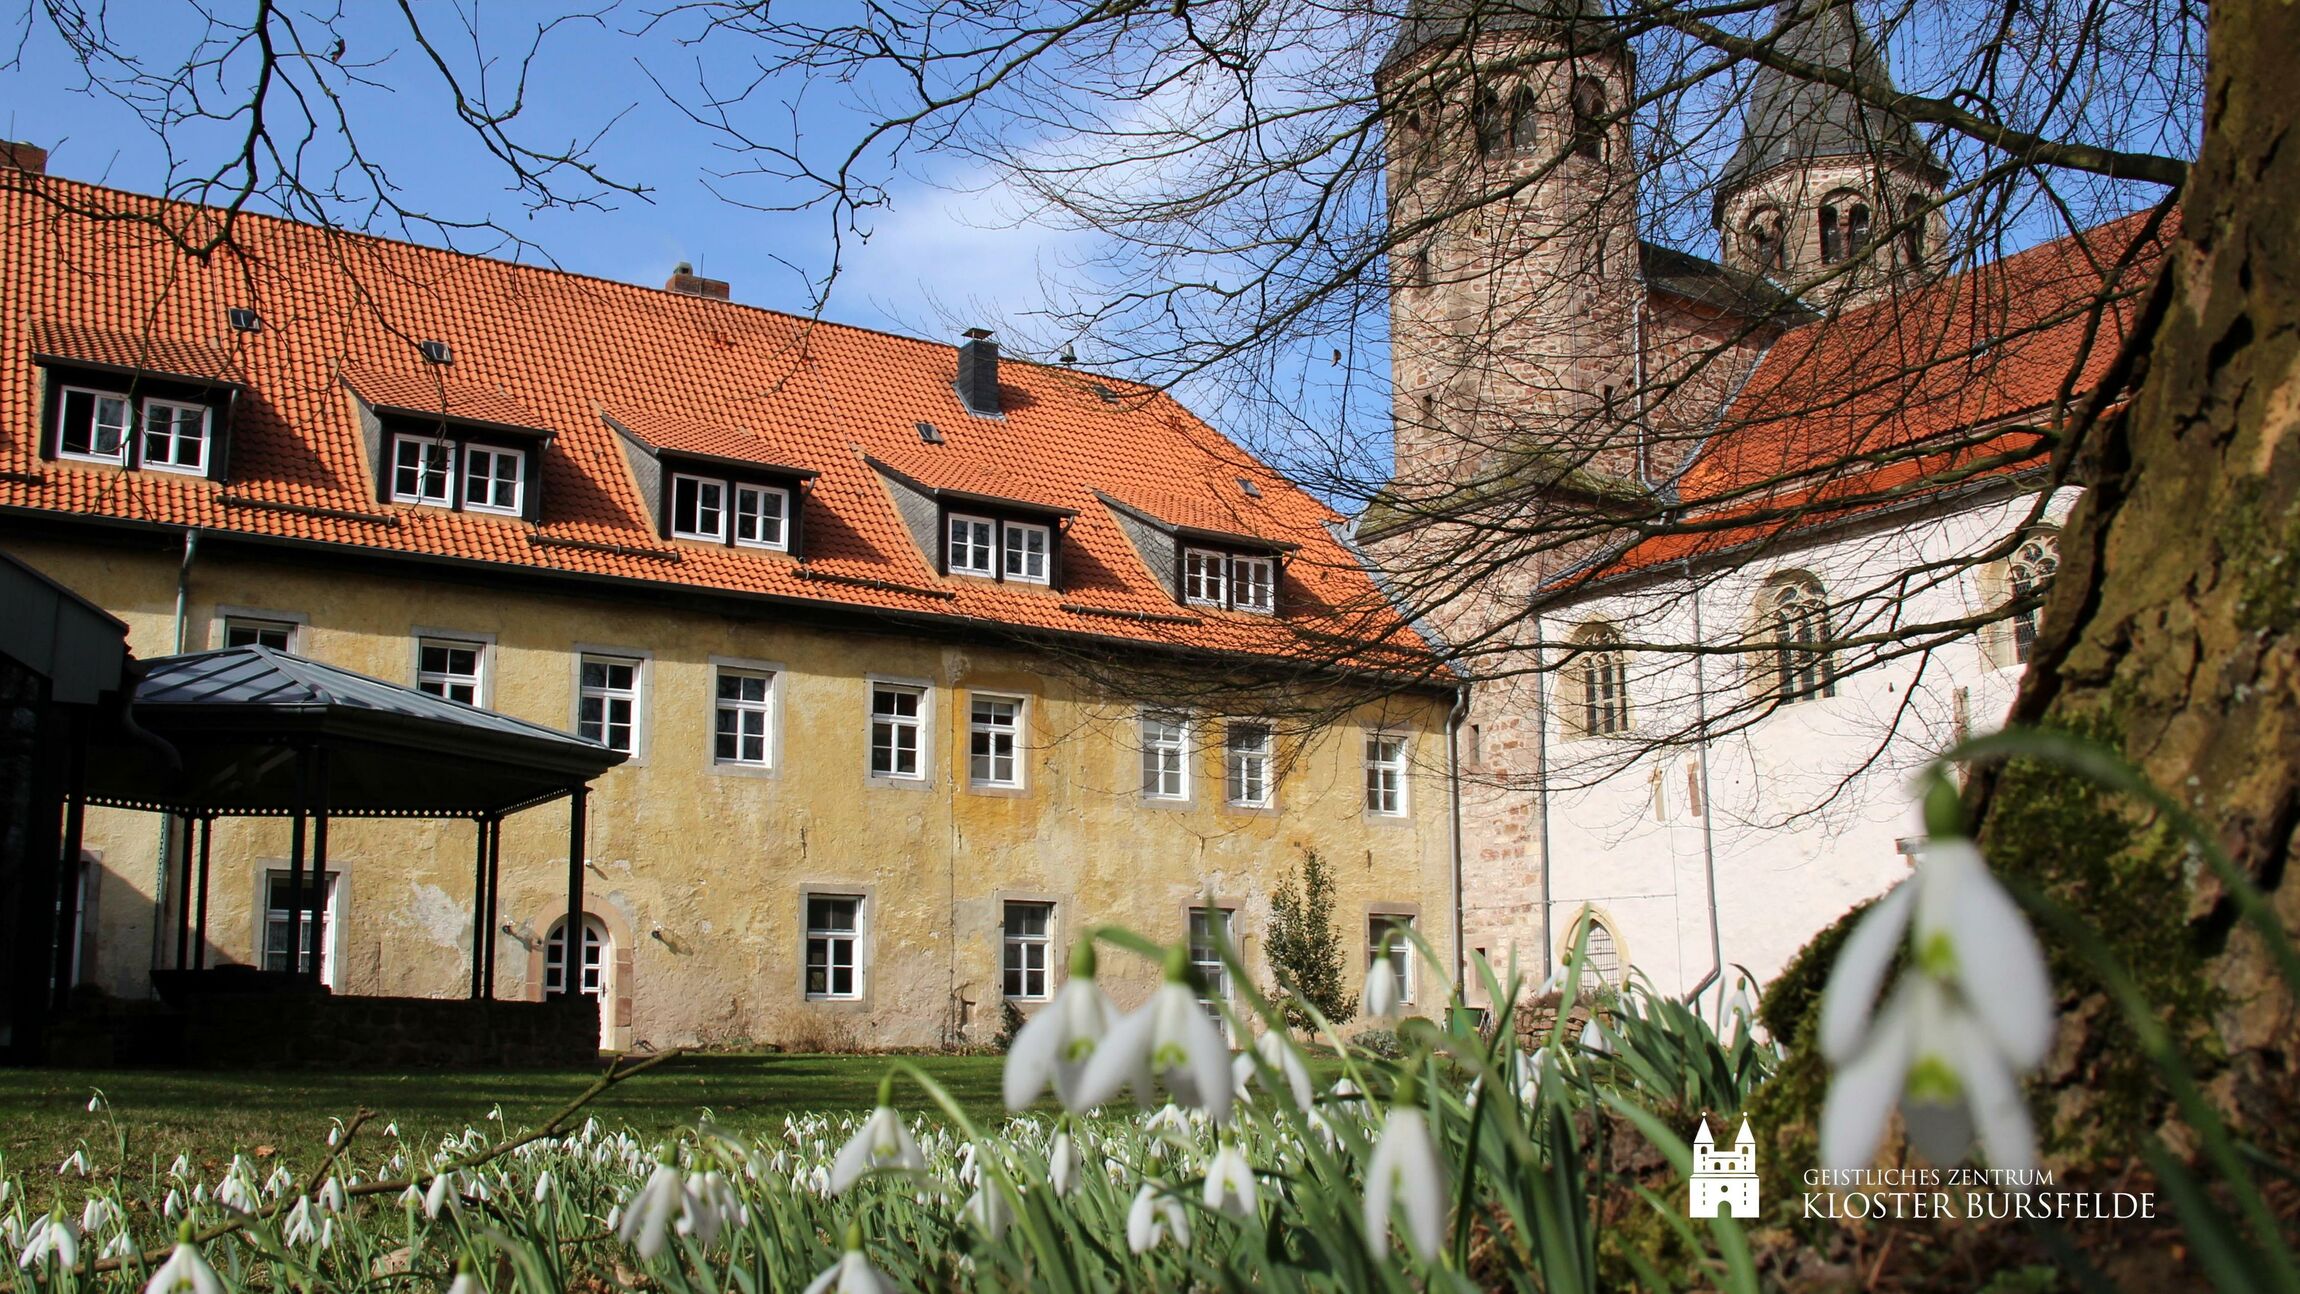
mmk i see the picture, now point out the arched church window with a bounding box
[2007,530,2059,664]
[1818,205,1844,264]
[1846,202,1872,249]
[1473,89,1505,156]
[1899,191,1927,267]
[1570,76,1607,162]
[1564,622,1631,737]
[1760,573,1836,703]
[1507,87,1539,154]
[1744,206,1786,273]
[1562,908,1625,991]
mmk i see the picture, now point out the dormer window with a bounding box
[1003,521,1050,583]
[949,514,997,576]
[56,388,133,464]
[54,387,217,476]
[1233,555,1276,613]
[669,470,792,551]
[1184,548,1228,606]
[389,432,523,514]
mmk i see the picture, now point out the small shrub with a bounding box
[1265,847,1355,1032]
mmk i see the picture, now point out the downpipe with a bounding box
[149,529,199,974]
[1681,565,1726,1015]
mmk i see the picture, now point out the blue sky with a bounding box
[0,4,1066,348]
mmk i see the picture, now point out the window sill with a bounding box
[967,782,1029,799]
[1222,800,1279,816]
[866,773,933,791]
[709,759,780,781]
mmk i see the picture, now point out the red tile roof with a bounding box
[1592,209,2168,581]
[0,177,1436,676]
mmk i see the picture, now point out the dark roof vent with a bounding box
[0,140,46,175]
[1237,477,1262,498]
[916,420,945,445]
[227,308,263,333]
[666,263,731,301]
[418,339,454,365]
[955,327,1000,417]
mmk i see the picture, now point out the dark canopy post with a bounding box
[307,744,330,983]
[470,817,489,1000]
[561,785,587,999]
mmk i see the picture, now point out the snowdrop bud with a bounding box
[1363,1080,1449,1262]
[317,1177,347,1214]
[423,1173,452,1220]
[617,1158,684,1261]
[803,1223,892,1294]
[1578,1018,1612,1056]
[1362,943,1402,1019]
[1047,1129,1083,1197]
[830,1095,926,1194]
[963,1183,1012,1241]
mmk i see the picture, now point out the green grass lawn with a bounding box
[0,1053,1012,1185]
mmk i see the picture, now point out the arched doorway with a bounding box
[543,914,613,1050]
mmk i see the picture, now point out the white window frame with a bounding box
[733,482,791,551]
[948,513,996,576]
[670,473,729,542]
[1369,913,1415,1004]
[1188,906,1232,1015]
[461,443,525,516]
[221,615,300,653]
[804,893,865,1000]
[390,433,456,506]
[1002,900,1054,1001]
[262,869,341,988]
[1225,721,1274,808]
[969,693,1025,789]
[1183,548,1227,607]
[868,680,929,781]
[1232,555,1276,614]
[416,636,486,706]
[139,398,211,475]
[714,666,777,769]
[1365,732,1409,817]
[1002,521,1051,584]
[543,914,609,997]
[55,386,133,465]
[578,653,643,755]
[1141,712,1190,801]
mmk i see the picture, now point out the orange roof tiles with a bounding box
[0,177,1435,677]
[30,320,237,384]
[1588,210,2168,582]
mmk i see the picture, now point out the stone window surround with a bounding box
[995,890,1063,1005]
[1365,902,1422,1005]
[798,882,876,1012]
[212,605,309,654]
[865,674,934,788]
[251,853,349,989]
[409,626,497,710]
[707,654,788,780]
[570,644,655,765]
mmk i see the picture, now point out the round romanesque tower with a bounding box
[1377,0,1645,495]
[1712,0,1946,303]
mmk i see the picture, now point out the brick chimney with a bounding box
[1,141,48,175]
[954,327,1000,417]
[665,262,730,301]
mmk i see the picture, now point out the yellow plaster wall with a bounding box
[12,538,1456,1050]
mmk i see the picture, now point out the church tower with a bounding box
[1714,0,1946,301]
[1377,1,1645,493]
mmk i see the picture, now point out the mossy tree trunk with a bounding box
[1986,0,2299,1146]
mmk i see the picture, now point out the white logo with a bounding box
[1689,1116,1759,1218]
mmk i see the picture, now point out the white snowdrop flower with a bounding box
[144,1237,226,1294]
[1005,943,1121,1111]
[1047,1129,1083,1197]
[57,1150,88,1178]
[1362,947,1403,1020]
[1330,1077,1360,1101]
[263,1166,292,1197]
[465,1174,492,1202]
[317,1177,347,1214]
[164,1188,184,1220]
[678,1170,743,1247]
[1125,1183,1190,1253]
[81,1196,120,1235]
[617,1159,685,1261]
[168,1154,190,1180]
[396,1182,422,1211]
[281,1197,318,1248]
[1819,828,2054,1175]
[830,1095,926,1194]
[1577,1018,1612,1056]
[805,1164,832,1196]
[1202,1142,1258,1218]
[955,1142,980,1188]
[1364,1090,1449,1262]
[1305,1109,1338,1150]
[86,1093,104,1113]
[385,1122,400,1139]
[962,1183,1012,1241]
[533,1169,555,1203]
[1253,1029,1316,1109]
[1725,977,1759,1040]
[1076,954,1235,1122]
[19,1212,78,1270]
[422,1172,453,1220]
[325,1125,341,1147]
[191,1183,209,1207]
[1535,965,1566,998]
[216,1174,255,1214]
[103,1231,134,1259]
[1145,1103,1191,1137]
[445,1267,480,1294]
[803,1226,892,1294]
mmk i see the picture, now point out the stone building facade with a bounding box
[0,168,1458,1052]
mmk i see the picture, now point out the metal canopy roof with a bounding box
[84,645,625,817]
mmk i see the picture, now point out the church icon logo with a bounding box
[1689,1116,1760,1219]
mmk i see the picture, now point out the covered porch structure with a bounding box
[66,644,626,1066]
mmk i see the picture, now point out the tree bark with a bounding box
[1992,0,2300,1142]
